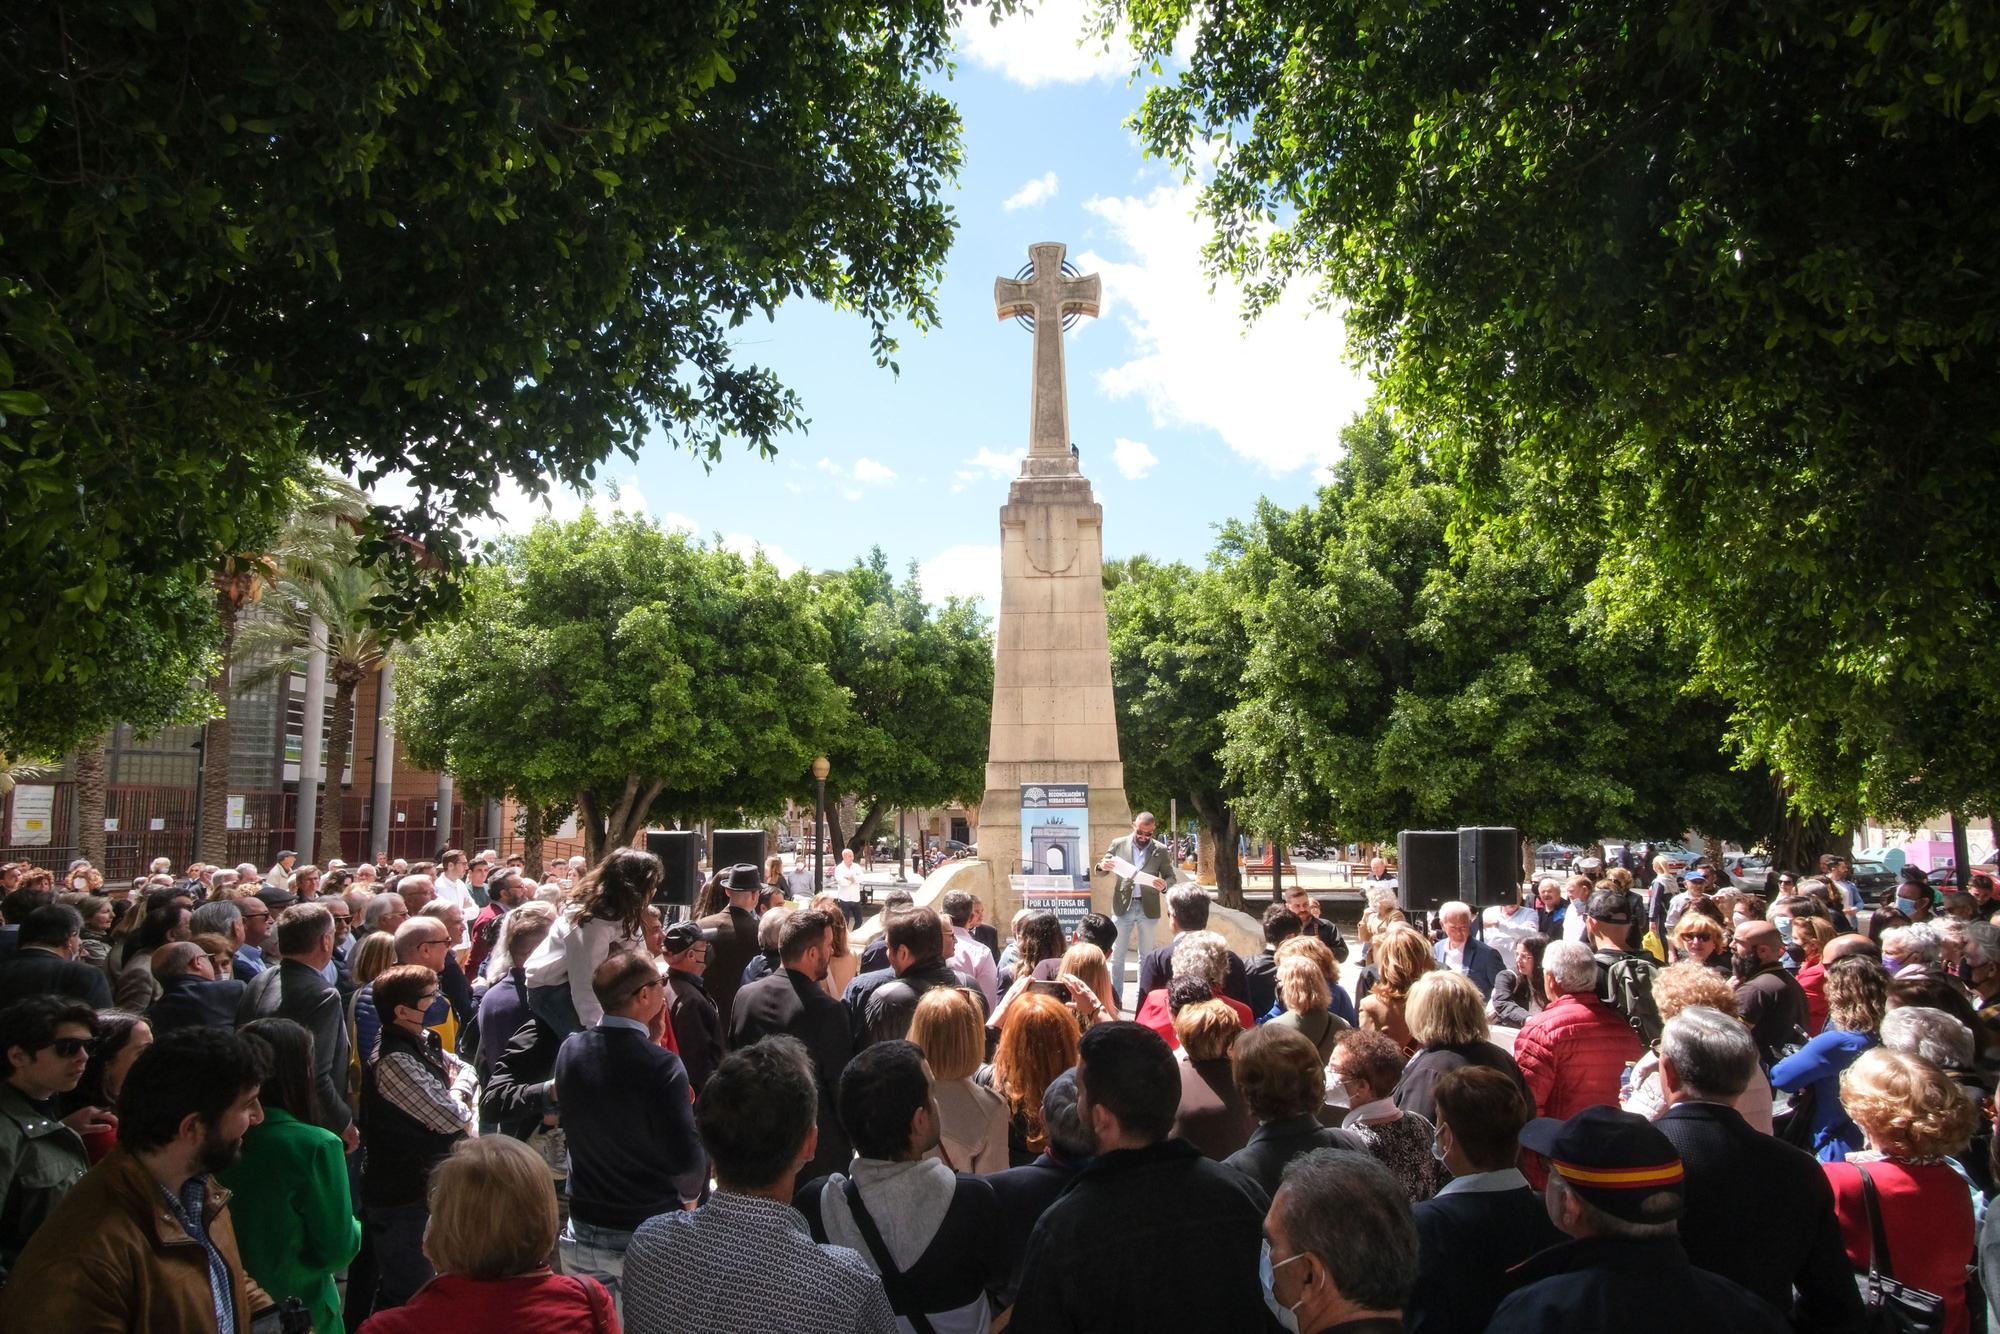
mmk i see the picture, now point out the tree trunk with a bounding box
[577,789,604,868]
[825,802,849,861]
[521,800,545,880]
[851,800,888,854]
[75,732,109,868]
[598,775,663,857]
[318,670,359,869]
[1952,811,1972,890]
[198,603,240,864]
[1191,791,1243,909]
[1763,775,1843,873]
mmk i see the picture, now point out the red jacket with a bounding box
[358,1271,617,1334]
[1136,989,1253,1049]
[1826,1159,1972,1334]
[1513,991,1642,1121]
[1797,960,1829,1035]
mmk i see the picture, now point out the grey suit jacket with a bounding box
[238,958,353,1132]
[1098,833,1174,919]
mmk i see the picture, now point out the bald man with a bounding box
[1730,920,1809,1067]
[1821,933,1880,965]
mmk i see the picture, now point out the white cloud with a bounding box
[955,0,1134,87]
[1003,171,1060,212]
[720,533,803,576]
[1080,184,1373,475]
[1111,437,1159,479]
[953,447,1025,494]
[921,544,1004,611]
[852,457,898,484]
[658,511,699,535]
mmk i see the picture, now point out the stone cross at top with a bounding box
[995,242,1101,458]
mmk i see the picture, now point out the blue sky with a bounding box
[459,3,1373,608]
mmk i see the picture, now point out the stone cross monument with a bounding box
[973,242,1133,922]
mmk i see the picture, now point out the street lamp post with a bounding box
[811,755,831,896]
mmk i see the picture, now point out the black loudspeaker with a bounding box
[1458,826,1522,907]
[710,829,767,878]
[1398,830,1460,914]
[646,830,700,907]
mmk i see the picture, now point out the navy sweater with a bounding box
[553,1022,706,1230]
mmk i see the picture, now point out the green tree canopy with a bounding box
[1104,555,1247,903]
[1221,411,1771,848]
[1109,0,2000,822]
[4,0,961,754]
[812,550,992,855]
[393,510,846,862]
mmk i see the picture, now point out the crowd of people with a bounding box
[1,829,1998,1332]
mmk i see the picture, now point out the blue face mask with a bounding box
[425,991,450,1026]
[1896,895,1921,916]
[1259,1241,1306,1333]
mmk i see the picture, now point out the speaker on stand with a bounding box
[710,829,768,882]
[1397,830,1460,931]
[1458,826,1523,909]
[645,830,700,918]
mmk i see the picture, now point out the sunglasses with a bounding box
[50,1037,98,1058]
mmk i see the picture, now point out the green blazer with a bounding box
[1099,833,1176,919]
[216,1108,360,1334]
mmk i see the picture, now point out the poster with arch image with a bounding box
[1020,782,1090,891]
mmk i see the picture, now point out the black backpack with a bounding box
[1593,949,1663,1047]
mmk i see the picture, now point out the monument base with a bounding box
[975,775,1130,927]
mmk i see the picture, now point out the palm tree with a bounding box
[234,529,393,868]
[73,732,109,867]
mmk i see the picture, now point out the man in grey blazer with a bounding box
[1096,812,1175,1000]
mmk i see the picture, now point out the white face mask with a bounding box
[1259,1240,1307,1333]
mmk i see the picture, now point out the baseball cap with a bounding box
[1684,869,1709,884]
[664,921,719,953]
[1519,1106,1685,1223]
[1584,887,1631,923]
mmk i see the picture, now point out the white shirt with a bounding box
[523,909,643,1029]
[833,861,864,902]
[1444,941,1466,973]
[1436,1167,1529,1198]
[1483,904,1541,954]
[1563,902,1590,942]
[433,874,474,915]
[949,926,999,1010]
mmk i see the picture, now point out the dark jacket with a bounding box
[1011,1138,1274,1333]
[985,1151,1084,1304]
[1487,968,1541,1029]
[478,1016,561,1139]
[1171,1057,1259,1161]
[554,1021,705,1231]
[1655,1101,1866,1331]
[1735,964,1810,1067]
[1224,1113,1370,1200]
[862,957,963,1045]
[0,1082,89,1280]
[474,968,533,1087]
[694,904,759,1027]
[237,958,353,1132]
[1244,949,1281,1019]
[0,947,113,1011]
[665,969,722,1094]
[359,1025,465,1208]
[727,967,854,1178]
[1139,940,1249,1003]
[1487,1235,1790,1334]
[1408,1179,1561,1334]
[1392,1040,1533,1124]
[1432,938,1506,1000]
[146,974,248,1035]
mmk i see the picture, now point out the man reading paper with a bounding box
[1098,812,1175,1004]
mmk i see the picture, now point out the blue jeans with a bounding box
[560,1217,634,1307]
[527,982,582,1040]
[363,1202,434,1311]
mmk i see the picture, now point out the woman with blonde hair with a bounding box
[1359,924,1434,1054]
[1267,955,1348,1062]
[356,1136,613,1332]
[977,992,1081,1166]
[1824,1049,1980,1334]
[1773,954,1889,1161]
[1619,961,1774,1130]
[1058,942,1118,1023]
[908,987,1009,1174]
[1392,970,1530,1122]
[1169,998,1258,1160]
[809,892,859,1001]
[1671,913,1730,977]
[1272,935,1355,1025]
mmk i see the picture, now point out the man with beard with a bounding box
[1097,813,1175,1002]
[729,909,855,1179]
[0,1026,279,1329]
[1730,921,1810,1068]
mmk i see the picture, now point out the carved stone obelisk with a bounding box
[975,242,1132,922]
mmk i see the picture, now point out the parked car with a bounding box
[1850,860,1898,898]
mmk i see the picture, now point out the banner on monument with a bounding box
[1020,782,1089,891]
[1012,874,1092,939]
[8,785,54,846]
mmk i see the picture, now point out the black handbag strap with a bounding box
[1856,1163,1896,1284]
[843,1179,938,1334]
